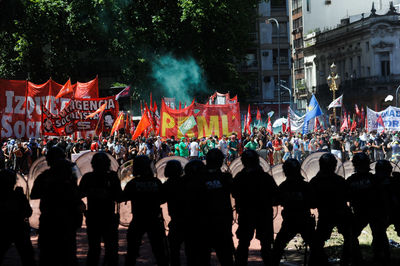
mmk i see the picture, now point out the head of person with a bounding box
[184,159,206,177]
[206,148,224,170]
[132,155,153,178]
[91,152,111,172]
[164,160,183,179]
[0,169,16,193]
[319,153,337,174]
[375,160,392,178]
[46,146,66,168]
[241,149,260,169]
[352,152,370,173]
[283,159,303,181]
[181,137,186,143]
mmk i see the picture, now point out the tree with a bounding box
[0,0,260,101]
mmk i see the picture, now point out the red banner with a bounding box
[42,96,119,136]
[0,77,99,138]
[161,99,241,139]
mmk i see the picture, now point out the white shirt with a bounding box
[189,141,199,157]
[218,139,228,155]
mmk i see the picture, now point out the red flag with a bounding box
[243,114,247,133]
[256,108,261,121]
[144,102,155,132]
[282,123,287,132]
[85,102,107,119]
[125,113,130,133]
[340,112,348,132]
[153,102,160,135]
[361,106,365,124]
[150,92,153,112]
[365,117,368,131]
[350,119,357,132]
[267,116,273,135]
[179,101,182,110]
[116,86,130,100]
[111,112,125,136]
[132,113,151,140]
[55,79,74,99]
[314,117,321,132]
[377,115,385,127]
[355,104,361,117]
[246,104,252,134]
[94,108,106,136]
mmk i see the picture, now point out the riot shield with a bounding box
[301,152,345,181]
[229,156,271,178]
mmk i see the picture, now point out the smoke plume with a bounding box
[151,54,208,105]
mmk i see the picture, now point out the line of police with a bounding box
[1,146,400,266]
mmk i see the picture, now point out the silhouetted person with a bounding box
[371,160,392,262]
[232,150,277,266]
[181,160,209,266]
[0,169,35,266]
[309,153,358,266]
[79,152,123,266]
[201,148,234,266]
[272,159,313,266]
[123,155,168,266]
[30,147,83,266]
[162,160,184,266]
[346,152,389,263]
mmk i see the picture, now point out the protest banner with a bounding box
[41,96,119,136]
[367,106,400,132]
[160,99,241,138]
[0,77,98,138]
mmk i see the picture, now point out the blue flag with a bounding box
[303,95,322,134]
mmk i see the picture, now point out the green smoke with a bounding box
[151,54,208,105]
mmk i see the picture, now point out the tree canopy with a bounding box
[0,0,260,101]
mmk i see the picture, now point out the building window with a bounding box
[357,56,361,77]
[367,67,371,76]
[273,49,289,65]
[294,38,303,49]
[293,18,303,30]
[380,52,391,77]
[306,0,311,12]
[271,0,286,8]
[366,41,369,52]
[272,22,288,36]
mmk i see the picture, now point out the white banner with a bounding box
[367,106,400,132]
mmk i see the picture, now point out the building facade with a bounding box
[289,0,400,113]
[303,3,400,113]
[241,0,291,117]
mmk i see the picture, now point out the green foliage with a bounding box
[0,0,259,101]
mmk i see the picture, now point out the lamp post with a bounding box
[280,80,292,110]
[327,63,340,127]
[267,18,281,118]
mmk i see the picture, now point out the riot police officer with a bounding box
[162,160,184,266]
[272,159,313,266]
[346,153,389,263]
[123,155,168,266]
[202,148,234,266]
[232,149,277,266]
[309,153,358,265]
[0,169,35,266]
[79,152,122,266]
[30,147,83,266]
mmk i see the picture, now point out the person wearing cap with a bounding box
[179,137,189,158]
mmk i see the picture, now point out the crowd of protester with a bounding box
[2,126,400,173]
[1,144,400,266]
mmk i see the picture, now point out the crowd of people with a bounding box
[2,126,400,174]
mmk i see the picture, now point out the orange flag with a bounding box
[132,113,151,140]
[110,112,125,136]
[56,79,74,99]
[85,102,107,119]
